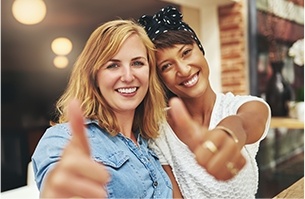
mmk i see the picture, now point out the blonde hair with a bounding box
[55,19,166,139]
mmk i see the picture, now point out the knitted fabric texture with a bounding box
[149,92,271,199]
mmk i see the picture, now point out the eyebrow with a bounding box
[178,45,186,54]
[157,45,186,66]
[109,56,147,62]
[108,59,120,62]
[132,56,147,61]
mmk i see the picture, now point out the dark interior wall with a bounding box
[1,50,73,192]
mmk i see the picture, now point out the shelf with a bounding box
[270,117,304,129]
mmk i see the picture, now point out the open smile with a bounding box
[180,72,199,87]
[116,87,138,94]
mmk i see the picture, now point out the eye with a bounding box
[106,62,119,69]
[182,48,192,57]
[132,60,145,67]
[160,63,172,72]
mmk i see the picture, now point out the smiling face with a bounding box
[96,34,149,114]
[156,42,210,99]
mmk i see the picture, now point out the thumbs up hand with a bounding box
[168,97,246,181]
[40,99,110,198]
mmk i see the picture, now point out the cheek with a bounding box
[140,67,150,83]
[96,72,114,92]
[161,73,175,87]
[96,72,104,87]
[97,80,107,94]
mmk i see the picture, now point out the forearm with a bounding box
[216,115,247,148]
[216,101,270,146]
[162,165,183,198]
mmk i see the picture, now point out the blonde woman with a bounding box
[32,19,172,198]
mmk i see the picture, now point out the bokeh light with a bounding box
[12,0,47,25]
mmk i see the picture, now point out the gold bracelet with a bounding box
[215,126,239,143]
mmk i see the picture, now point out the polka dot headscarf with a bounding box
[138,6,204,54]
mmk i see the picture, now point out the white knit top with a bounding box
[149,92,271,199]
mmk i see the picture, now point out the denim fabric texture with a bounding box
[32,120,172,198]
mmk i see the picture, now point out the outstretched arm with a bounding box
[168,98,254,181]
[221,100,270,145]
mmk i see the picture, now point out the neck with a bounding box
[115,111,135,138]
[180,89,216,127]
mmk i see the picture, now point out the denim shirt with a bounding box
[32,120,172,198]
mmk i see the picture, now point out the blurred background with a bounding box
[1,0,304,198]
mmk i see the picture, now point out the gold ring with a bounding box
[202,140,218,154]
[226,162,238,176]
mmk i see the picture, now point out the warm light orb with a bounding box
[53,56,69,69]
[12,0,47,25]
[51,37,73,55]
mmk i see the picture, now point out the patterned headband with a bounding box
[138,6,204,54]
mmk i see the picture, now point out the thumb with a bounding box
[168,97,205,151]
[67,99,91,156]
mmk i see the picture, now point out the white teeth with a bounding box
[117,87,137,94]
[183,74,198,86]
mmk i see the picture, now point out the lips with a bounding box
[180,72,199,87]
[116,87,138,94]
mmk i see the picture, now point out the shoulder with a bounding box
[220,92,263,102]
[217,92,268,109]
[35,120,106,153]
[157,121,184,145]
[38,123,71,144]
[211,93,270,125]
[45,123,70,134]
[45,119,103,136]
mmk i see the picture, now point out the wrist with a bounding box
[215,125,239,144]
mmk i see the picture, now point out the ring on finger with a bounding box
[202,140,218,154]
[226,162,238,176]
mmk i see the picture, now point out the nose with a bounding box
[120,65,135,82]
[176,61,191,77]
